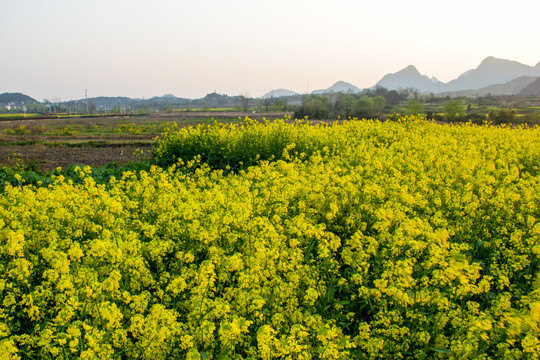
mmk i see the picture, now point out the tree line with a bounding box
[293,90,540,125]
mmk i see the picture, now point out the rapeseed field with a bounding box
[1,117,539,359]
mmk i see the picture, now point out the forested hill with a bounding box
[0,93,37,105]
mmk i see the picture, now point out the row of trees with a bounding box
[293,95,441,120]
[294,94,389,120]
[293,94,476,122]
[293,88,434,120]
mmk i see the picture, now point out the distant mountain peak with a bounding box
[311,81,361,94]
[403,65,419,72]
[480,56,497,64]
[333,80,353,86]
[261,88,298,99]
[0,92,37,105]
[478,56,522,67]
[374,65,442,93]
[329,80,361,90]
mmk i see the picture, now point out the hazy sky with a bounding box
[2,0,540,101]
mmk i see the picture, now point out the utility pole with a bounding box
[85,89,88,114]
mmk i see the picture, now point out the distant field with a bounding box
[0,112,291,171]
[0,113,40,120]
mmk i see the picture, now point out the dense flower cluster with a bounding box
[1,117,539,359]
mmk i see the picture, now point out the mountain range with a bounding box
[263,56,540,98]
[442,56,540,93]
[438,76,538,98]
[3,57,540,106]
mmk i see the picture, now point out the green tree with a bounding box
[88,101,97,114]
[444,99,466,121]
[405,99,423,116]
[352,96,374,118]
[241,96,250,112]
[305,96,329,119]
[332,93,354,118]
[294,95,330,119]
[274,98,286,112]
[488,108,514,124]
[373,96,386,118]
[25,102,48,114]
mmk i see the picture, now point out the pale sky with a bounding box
[1,0,539,101]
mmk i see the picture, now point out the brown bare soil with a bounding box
[0,144,153,172]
